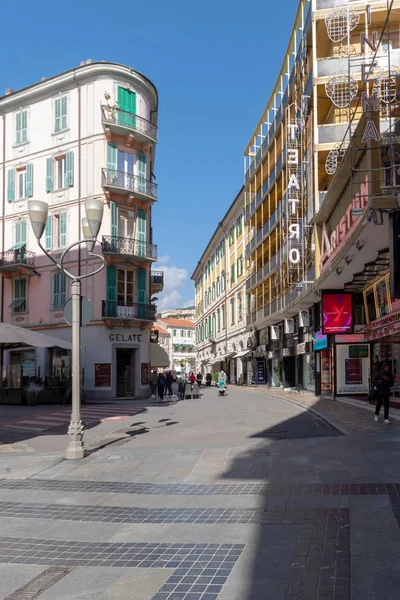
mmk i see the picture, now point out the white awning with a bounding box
[210,352,236,364]
[0,323,72,350]
[236,350,252,358]
[149,343,170,368]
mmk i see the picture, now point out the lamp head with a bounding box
[28,200,48,240]
[82,218,95,253]
[84,198,104,238]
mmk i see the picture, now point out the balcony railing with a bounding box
[102,301,156,321]
[101,106,158,142]
[0,248,35,269]
[102,235,157,261]
[102,168,158,201]
[150,271,164,286]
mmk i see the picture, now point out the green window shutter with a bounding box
[107,143,118,171]
[137,268,147,304]
[45,215,53,250]
[106,265,117,317]
[117,87,137,127]
[137,152,147,193]
[15,221,22,244]
[110,201,118,251]
[59,213,67,248]
[231,263,235,282]
[54,98,61,132]
[61,96,67,130]
[137,209,146,256]
[46,158,54,192]
[26,163,33,197]
[16,113,22,144]
[7,169,15,202]
[53,272,67,308]
[66,151,74,187]
[22,111,27,142]
[231,300,235,324]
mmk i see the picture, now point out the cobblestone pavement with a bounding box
[0,387,400,599]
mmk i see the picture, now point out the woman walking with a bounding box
[374,362,394,424]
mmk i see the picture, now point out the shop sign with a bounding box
[335,333,365,343]
[267,351,276,359]
[257,360,266,384]
[95,363,111,387]
[313,330,328,351]
[298,309,310,328]
[320,176,369,273]
[364,308,400,341]
[322,293,353,335]
[284,318,295,334]
[270,325,280,340]
[109,333,142,343]
[296,343,306,355]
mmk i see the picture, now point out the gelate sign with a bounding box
[322,293,353,335]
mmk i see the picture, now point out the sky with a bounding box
[2,0,298,311]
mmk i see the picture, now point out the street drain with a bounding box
[5,566,75,599]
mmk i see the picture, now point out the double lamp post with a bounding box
[28,198,105,459]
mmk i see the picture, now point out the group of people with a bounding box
[149,370,174,401]
[371,355,394,424]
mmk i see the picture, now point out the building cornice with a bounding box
[0,62,158,115]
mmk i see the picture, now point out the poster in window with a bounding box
[95,363,111,387]
[345,359,362,385]
[141,363,149,385]
[322,292,353,334]
[257,360,266,384]
[320,350,331,392]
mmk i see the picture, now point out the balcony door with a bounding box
[118,211,135,255]
[117,150,134,189]
[117,86,136,128]
[117,269,134,318]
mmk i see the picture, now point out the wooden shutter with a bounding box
[16,113,22,144]
[21,111,27,142]
[59,213,67,248]
[106,265,117,317]
[117,86,136,127]
[66,152,74,187]
[54,98,61,132]
[45,215,53,250]
[26,164,33,197]
[137,209,146,257]
[46,158,54,192]
[53,273,67,308]
[137,152,147,193]
[110,201,118,251]
[7,169,15,202]
[61,96,67,130]
[107,143,118,172]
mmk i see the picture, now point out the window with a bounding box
[365,288,377,323]
[187,331,192,338]
[7,165,33,202]
[216,276,221,297]
[52,272,67,308]
[54,96,68,132]
[217,308,221,331]
[231,299,235,325]
[236,216,243,236]
[117,269,134,304]
[222,305,226,329]
[58,213,67,248]
[173,329,177,336]
[11,278,27,313]
[46,152,74,192]
[15,110,28,145]
[376,280,389,317]
[229,227,235,246]
[238,294,243,321]
[230,263,236,283]
[221,271,226,293]
[181,330,185,337]
[17,169,26,199]
[237,255,243,277]
[212,283,215,301]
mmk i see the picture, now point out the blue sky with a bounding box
[3,0,298,310]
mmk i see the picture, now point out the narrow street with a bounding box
[0,388,399,599]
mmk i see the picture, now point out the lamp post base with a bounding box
[65,419,86,460]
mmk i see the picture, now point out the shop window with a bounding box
[365,288,377,323]
[376,280,389,317]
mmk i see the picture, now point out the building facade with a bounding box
[242,0,400,394]
[0,60,163,400]
[192,188,249,384]
[158,307,195,321]
[156,318,196,374]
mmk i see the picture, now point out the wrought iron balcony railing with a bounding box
[102,300,156,321]
[0,248,35,268]
[101,106,158,142]
[102,235,157,261]
[150,271,164,286]
[102,168,158,200]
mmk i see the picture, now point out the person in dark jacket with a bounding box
[374,362,394,423]
[166,371,174,396]
[372,355,381,380]
[157,372,166,401]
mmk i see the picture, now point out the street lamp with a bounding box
[28,198,105,460]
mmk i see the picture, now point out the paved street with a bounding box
[0,387,400,599]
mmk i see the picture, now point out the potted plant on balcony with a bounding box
[205,373,212,387]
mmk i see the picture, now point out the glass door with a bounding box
[117,150,134,189]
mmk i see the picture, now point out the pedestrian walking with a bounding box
[166,371,174,396]
[189,372,196,385]
[218,369,227,384]
[157,372,166,401]
[196,372,203,387]
[372,355,381,380]
[374,362,394,424]
[149,370,158,400]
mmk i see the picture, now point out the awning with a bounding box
[0,323,72,349]
[236,349,251,359]
[149,343,170,368]
[8,242,26,251]
[210,352,236,364]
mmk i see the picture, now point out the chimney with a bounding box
[5,88,13,95]
[86,59,92,64]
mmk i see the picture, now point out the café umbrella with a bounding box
[0,322,71,349]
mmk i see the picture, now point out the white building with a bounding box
[157,319,196,374]
[0,60,163,400]
[158,307,195,321]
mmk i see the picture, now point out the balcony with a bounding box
[0,247,36,277]
[102,300,156,322]
[150,271,164,294]
[102,168,157,204]
[101,106,158,146]
[102,235,157,263]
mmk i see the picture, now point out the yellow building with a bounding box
[192,188,249,384]
[244,0,400,391]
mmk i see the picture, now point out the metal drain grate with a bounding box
[5,566,75,599]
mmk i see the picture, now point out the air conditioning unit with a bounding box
[370,194,399,210]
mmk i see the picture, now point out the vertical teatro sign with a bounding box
[285,103,303,286]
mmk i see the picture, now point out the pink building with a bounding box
[0,61,163,400]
